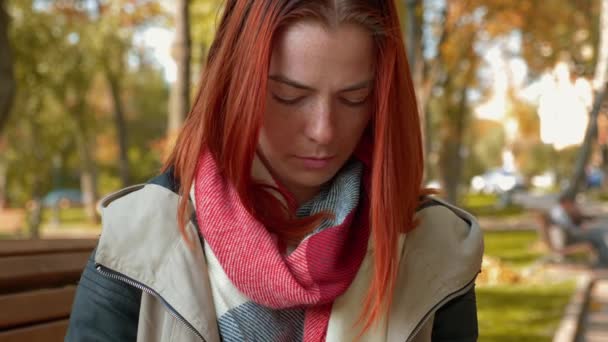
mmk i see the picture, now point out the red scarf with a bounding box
[194,150,369,341]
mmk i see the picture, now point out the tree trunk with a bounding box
[27,181,42,239]
[602,144,608,182]
[106,71,130,187]
[405,0,423,76]
[438,47,476,204]
[0,157,6,208]
[405,0,427,173]
[72,102,99,223]
[405,2,449,181]
[562,88,607,199]
[440,85,469,204]
[0,0,15,134]
[79,164,98,222]
[594,0,608,92]
[168,0,191,135]
[27,144,44,238]
[562,0,608,200]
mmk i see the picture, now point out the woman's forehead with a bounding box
[269,20,375,90]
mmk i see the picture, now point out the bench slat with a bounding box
[0,286,76,329]
[0,252,89,293]
[0,239,97,257]
[0,319,69,342]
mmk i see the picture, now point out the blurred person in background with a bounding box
[550,195,608,268]
[66,1,483,341]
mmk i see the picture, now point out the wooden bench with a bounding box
[535,212,594,263]
[0,239,96,342]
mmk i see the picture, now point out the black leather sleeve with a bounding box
[65,249,142,342]
[431,286,479,341]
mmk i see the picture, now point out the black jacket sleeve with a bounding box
[65,249,142,342]
[431,287,478,341]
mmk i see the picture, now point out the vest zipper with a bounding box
[405,272,480,342]
[96,264,206,342]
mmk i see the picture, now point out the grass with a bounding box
[0,232,14,239]
[40,207,100,231]
[483,230,542,268]
[477,282,575,342]
[464,193,501,207]
[588,189,608,203]
[0,207,100,239]
[478,230,577,341]
[468,205,525,218]
[41,207,92,225]
[462,193,524,218]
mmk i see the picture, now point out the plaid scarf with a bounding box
[194,150,369,341]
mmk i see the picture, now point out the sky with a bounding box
[134,27,177,82]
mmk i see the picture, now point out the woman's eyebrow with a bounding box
[339,79,373,92]
[268,74,373,92]
[268,75,314,90]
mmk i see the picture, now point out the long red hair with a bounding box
[164,0,423,334]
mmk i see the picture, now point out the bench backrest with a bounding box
[0,239,96,342]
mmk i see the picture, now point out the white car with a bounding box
[470,169,525,194]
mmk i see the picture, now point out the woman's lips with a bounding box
[294,156,335,169]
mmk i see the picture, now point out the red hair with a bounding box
[164,0,424,334]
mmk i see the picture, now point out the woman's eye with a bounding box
[272,94,304,105]
[340,97,368,107]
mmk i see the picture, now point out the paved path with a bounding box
[579,275,608,341]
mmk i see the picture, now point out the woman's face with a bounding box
[259,20,374,204]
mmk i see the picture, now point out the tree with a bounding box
[190,0,223,73]
[6,0,77,235]
[62,0,167,192]
[402,0,447,178]
[64,58,99,223]
[5,0,167,232]
[562,0,608,199]
[50,6,101,222]
[34,3,104,223]
[0,0,14,208]
[410,0,599,204]
[168,0,191,140]
[419,0,481,203]
[0,0,14,135]
[403,0,424,119]
[90,1,131,187]
[86,0,165,187]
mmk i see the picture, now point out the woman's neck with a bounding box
[286,184,321,208]
[251,153,322,208]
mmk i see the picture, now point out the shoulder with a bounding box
[388,198,482,341]
[416,196,475,231]
[97,169,181,221]
[95,169,189,270]
[412,197,484,265]
[412,198,482,341]
[96,175,180,244]
[97,168,184,230]
[399,196,483,304]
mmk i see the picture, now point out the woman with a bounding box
[66,0,483,341]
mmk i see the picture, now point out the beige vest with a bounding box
[95,184,483,342]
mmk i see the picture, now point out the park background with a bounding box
[3,0,608,341]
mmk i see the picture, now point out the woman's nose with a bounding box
[304,101,334,145]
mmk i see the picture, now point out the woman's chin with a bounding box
[287,169,338,189]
